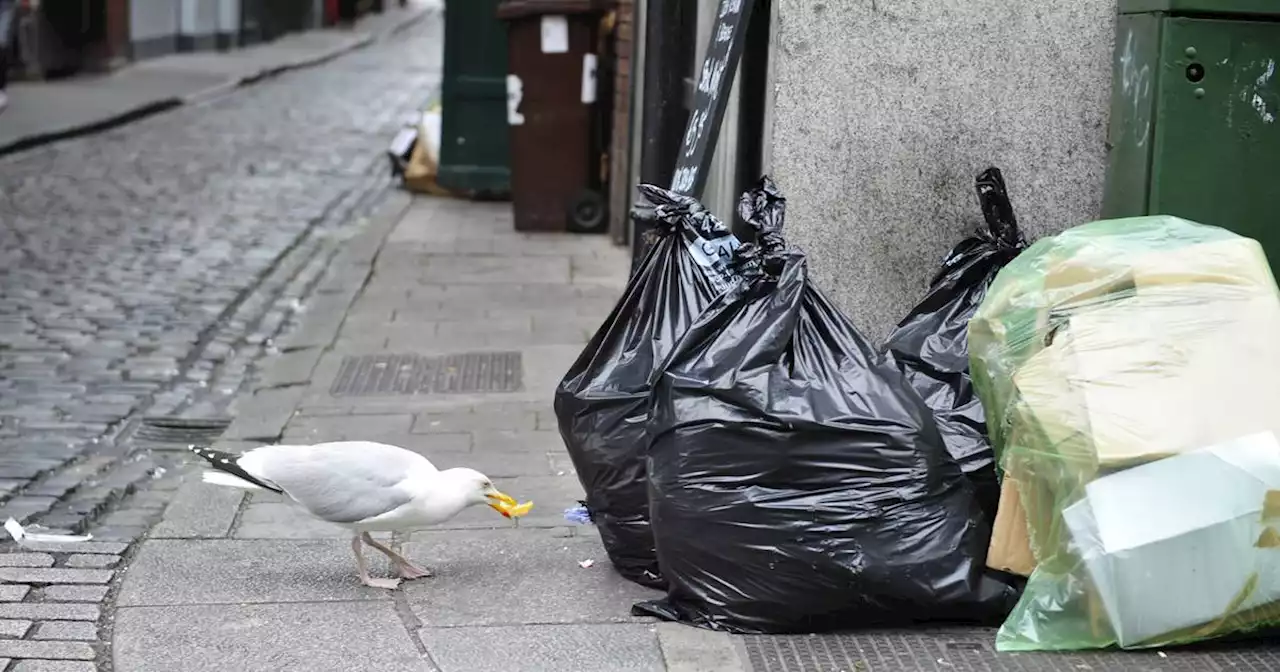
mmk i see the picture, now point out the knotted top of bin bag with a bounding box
[885,167,1026,398]
[552,184,744,590]
[735,176,787,258]
[881,167,1029,522]
[635,198,1018,633]
[634,184,725,242]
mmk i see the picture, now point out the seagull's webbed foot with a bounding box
[396,563,432,580]
[361,576,403,590]
[361,531,433,581]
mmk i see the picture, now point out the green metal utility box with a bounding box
[438,0,512,196]
[1103,1,1280,265]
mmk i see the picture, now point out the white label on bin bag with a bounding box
[506,75,526,126]
[686,234,741,293]
[581,53,598,104]
[540,15,570,54]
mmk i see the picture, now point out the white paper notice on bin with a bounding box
[541,15,570,54]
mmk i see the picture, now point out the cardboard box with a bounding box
[1061,431,1280,647]
[971,236,1275,380]
[1015,290,1280,469]
[403,106,459,197]
[981,235,1280,577]
[989,292,1280,576]
[987,477,1036,577]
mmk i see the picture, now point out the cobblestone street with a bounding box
[0,3,441,579]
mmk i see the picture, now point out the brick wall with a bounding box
[607,0,635,244]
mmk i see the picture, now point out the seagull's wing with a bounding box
[241,442,436,525]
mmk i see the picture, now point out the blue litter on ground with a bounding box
[564,504,592,525]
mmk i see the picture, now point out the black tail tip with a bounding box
[187,445,221,463]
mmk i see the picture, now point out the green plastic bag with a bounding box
[969,215,1280,651]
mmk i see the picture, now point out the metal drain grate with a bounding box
[741,629,1280,671]
[329,352,523,397]
[134,417,232,449]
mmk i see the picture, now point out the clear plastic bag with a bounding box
[969,215,1280,650]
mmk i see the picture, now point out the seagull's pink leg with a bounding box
[352,534,401,589]
[361,532,432,580]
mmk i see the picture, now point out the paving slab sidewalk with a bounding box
[0,1,436,157]
[113,193,748,672]
[111,190,1279,672]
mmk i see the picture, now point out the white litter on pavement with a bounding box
[4,518,93,545]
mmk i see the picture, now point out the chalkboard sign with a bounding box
[670,0,757,198]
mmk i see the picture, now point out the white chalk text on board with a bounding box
[670,0,754,197]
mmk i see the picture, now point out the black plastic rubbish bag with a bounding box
[554,185,743,589]
[634,180,1018,633]
[881,167,1028,522]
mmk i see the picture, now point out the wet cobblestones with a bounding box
[0,16,443,529]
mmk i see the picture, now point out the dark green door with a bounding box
[438,0,511,195]
[1149,18,1280,256]
[1103,5,1280,269]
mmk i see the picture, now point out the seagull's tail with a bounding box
[188,445,284,494]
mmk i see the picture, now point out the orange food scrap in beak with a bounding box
[497,500,534,519]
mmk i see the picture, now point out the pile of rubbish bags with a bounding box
[556,173,1023,630]
[557,169,1280,649]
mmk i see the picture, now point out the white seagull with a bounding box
[189,441,518,589]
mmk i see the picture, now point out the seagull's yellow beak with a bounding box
[485,489,517,513]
